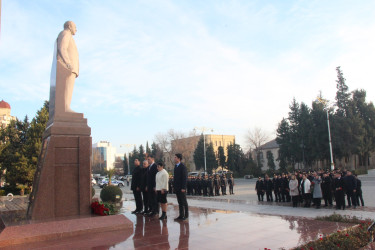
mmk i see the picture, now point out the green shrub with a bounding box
[100,185,122,202]
[0,190,5,196]
[353,168,368,176]
[91,187,95,197]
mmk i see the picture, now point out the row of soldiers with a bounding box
[168,174,235,196]
[255,169,365,209]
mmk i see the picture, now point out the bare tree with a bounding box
[155,129,198,170]
[245,127,270,164]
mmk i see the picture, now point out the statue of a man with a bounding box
[55,20,79,113]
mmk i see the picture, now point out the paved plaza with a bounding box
[0,170,373,249]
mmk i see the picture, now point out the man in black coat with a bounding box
[321,173,333,206]
[255,177,264,201]
[264,175,273,202]
[354,175,364,206]
[333,172,346,210]
[131,158,143,213]
[173,153,189,220]
[146,155,159,216]
[140,160,149,214]
[344,170,357,208]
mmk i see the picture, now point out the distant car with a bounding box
[244,175,254,179]
[98,178,125,188]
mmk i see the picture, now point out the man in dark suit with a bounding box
[131,159,143,213]
[173,153,189,220]
[140,160,149,214]
[333,172,346,210]
[146,155,159,217]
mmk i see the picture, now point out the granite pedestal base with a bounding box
[0,214,133,248]
[27,116,92,220]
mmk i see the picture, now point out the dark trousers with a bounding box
[215,187,220,196]
[313,198,321,208]
[266,191,273,201]
[292,195,299,207]
[303,193,311,207]
[176,191,189,218]
[142,191,149,212]
[335,190,345,209]
[133,190,143,211]
[323,190,333,206]
[229,185,234,194]
[221,186,226,195]
[356,190,364,206]
[257,191,264,201]
[148,189,158,213]
[274,191,281,202]
[346,190,357,207]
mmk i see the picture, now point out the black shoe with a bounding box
[159,215,167,220]
[174,216,183,220]
[181,216,188,221]
[147,212,157,217]
[131,210,139,214]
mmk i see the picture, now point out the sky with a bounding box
[1,0,375,155]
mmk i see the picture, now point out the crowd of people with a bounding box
[130,153,189,221]
[169,174,234,196]
[255,169,365,209]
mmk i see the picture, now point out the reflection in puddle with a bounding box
[112,201,353,249]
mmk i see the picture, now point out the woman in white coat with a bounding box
[300,174,311,207]
[156,162,169,220]
[289,175,299,207]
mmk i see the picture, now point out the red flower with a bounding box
[337,244,340,247]
[319,238,323,241]
[337,230,341,233]
[345,233,349,237]
[310,247,314,250]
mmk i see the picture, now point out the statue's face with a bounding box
[70,23,77,35]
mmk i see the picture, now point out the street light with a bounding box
[316,97,335,171]
[120,144,135,175]
[194,127,214,173]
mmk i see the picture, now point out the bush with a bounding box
[0,190,5,196]
[100,185,122,202]
[353,168,368,176]
[92,187,95,197]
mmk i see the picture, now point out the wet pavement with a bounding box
[111,202,354,249]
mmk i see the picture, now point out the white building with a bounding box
[92,141,117,172]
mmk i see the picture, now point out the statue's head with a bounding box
[63,21,77,35]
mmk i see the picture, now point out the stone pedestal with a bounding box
[27,114,91,220]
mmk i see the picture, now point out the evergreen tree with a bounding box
[205,143,217,174]
[123,153,129,175]
[266,150,276,171]
[217,146,226,168]
[146,141,151,156]
[139,144,145,163]
[151,142,164,163]
[129,146,140,174]
[193,135,205,170]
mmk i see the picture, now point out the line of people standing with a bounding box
[255,169,364,209]
[184,174,234,197]
[130,153,189,221]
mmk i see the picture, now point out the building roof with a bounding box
[260,139,279,150]
[0,100,11,109]
[0,100,10,109]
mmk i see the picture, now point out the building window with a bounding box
[219,141,221,146]
[215,141,217,146]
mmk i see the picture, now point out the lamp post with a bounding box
[120,144,135,175]
[316,97,335,171]
[194,127,213,173]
